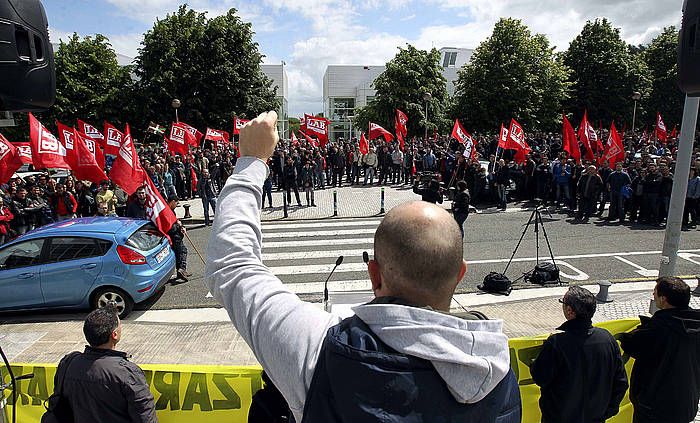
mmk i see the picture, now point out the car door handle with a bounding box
[18,273,34,279]
[81,263,97,270]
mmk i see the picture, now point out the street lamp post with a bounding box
[631,91,641,138]
[423,92,432,142]
[171,99,181,123]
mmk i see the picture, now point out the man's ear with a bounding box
[368,259,382,293]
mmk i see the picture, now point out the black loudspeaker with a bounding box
[679,0,700,96]
[0,0,55,111]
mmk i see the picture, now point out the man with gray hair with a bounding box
[206,111,521,422]
[531,286,628,422]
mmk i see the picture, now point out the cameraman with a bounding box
[206,112,520,422]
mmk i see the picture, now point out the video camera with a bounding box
[412,171,442,196]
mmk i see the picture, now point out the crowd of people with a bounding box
[2,124,699,246]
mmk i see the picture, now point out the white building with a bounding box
[322,47,473,141]
[261,64,289,139]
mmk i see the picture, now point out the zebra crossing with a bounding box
[259,218,379,295]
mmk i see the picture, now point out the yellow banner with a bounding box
[3,318,641,422]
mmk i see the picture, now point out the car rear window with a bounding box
[126,223,165,251]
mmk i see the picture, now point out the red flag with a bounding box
[143,176,177,238]
[506,119,531,164]
[562,114,581,164]
[180,122,203,147]
[359,133,369,155]
[14,143,32,164]
[396,131,405,151]
[300,116,307,132]
[233,116,250,135]
[110,124,146,195]
[451,119,477,160]
[498,123,508,149]
[369,122,394,142]
[300,130,318,148]
[56,120,77,169]
[103,122,124,156]
[168,122,194,156]
[305,114,329,147]
[71,129,108,183]
[29,113,69,170]
[290,131,299,147]
[205,128,229,147]
[602,122,625,167]
[77,119,105,147]
[656,113,668,144]
[395,109,408,138]
[0,133,22,183]
[670,125,678,139]
[577,111,596,161]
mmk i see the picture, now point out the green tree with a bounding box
[353,45,449,138]
[288,117,300,134]
[642,27,684,129]
[134,6,278,138]
[563,19,651,126]
[452,18,570,132]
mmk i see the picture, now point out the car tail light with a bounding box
[117,245,147,265]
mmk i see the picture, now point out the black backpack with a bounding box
[478,272,512,295]
[248,371,293,423]
[528,262,560,285]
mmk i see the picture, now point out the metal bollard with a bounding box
[380,187,385,214]
[182,204,192,219]
[595,280,613,303]
[283,191,288,218]
[333,190,338,216]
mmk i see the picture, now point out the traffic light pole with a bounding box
[658,95,699,277]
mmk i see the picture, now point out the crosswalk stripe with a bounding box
[262,249,373,261]
[286,280,372,294]
[262,237,375,248]
[263,228,376,238]
[262,220,381,231]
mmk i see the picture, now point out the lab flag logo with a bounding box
[29,113,69,170]
[143,177,177,240]
[104,122,124,156]
[451,119,477,160]
[233,116,250,135]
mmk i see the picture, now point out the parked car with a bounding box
[0,217,175,318]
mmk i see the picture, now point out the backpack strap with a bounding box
[55,352,80,396]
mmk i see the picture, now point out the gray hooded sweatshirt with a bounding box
[205,156,512,422]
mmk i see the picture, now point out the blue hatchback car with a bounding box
[0,217,175,318]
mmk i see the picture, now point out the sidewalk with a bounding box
[3,280,698,366]
[178,184,529,223]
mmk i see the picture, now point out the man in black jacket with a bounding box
[576,165,604,222]
[531,286,628,422]
[50,305,157,422]
[620,277,700,423]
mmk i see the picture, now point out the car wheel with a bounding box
[91,287,134,319]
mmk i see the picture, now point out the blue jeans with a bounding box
[202,196,217,225]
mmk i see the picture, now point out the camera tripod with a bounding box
[503,203,561,284]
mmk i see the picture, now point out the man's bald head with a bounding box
[373,201,464,304]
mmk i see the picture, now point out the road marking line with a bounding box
[614,256,659,277]
[205,280,372,298]
[263,228,376,238]
[262,220,381,231]
[679,253,700,267]
[262,237,375,248]
[263,249,372,261]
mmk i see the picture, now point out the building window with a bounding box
[329,97,355,121]
[443,52,457,68]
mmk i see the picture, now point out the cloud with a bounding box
[400,14,416,21]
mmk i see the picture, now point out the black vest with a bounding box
[301,315,522,422]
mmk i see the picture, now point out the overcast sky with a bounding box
[45,0,683,117]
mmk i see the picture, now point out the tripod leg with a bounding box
[504,209,537,274]
[534,211,540,264]
[537,211,561,284]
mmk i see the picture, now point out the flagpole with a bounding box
[185,231,206,264]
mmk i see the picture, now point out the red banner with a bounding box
[305,114,329,147]
[498,123,508,149]
[369,122,394,142]
[577,111,597,161]
[179,122,203,147]
[110,124,146,195]
[72,129,108,183]
[359,133,369,155]
[603,122,625,167]
[395,109,408,138]
[77,119,105,147]
[205,128,230,146]
[234,116,250,135]
[104,122,124,156]
[29,113,69,170]
[144,176,177,239]
[168,122,194,156]
[14,143,32,164]
[56,121,77,169]
[562,114,581,164]
[290,131,299,146]
[300,130,318,148]
[0,133,22,183]
[451,119,477,160]
[655,113,667,144]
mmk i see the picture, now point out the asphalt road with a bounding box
[146,208,700,310]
